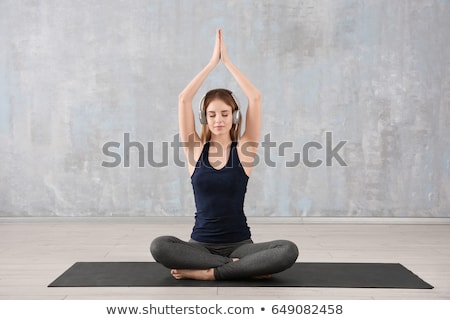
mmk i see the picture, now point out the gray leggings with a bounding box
[150,236,299,280]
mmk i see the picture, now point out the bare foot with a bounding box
[171,268,215,280]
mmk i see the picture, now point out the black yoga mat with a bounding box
[48,262,433,289]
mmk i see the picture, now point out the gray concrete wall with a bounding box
[1,0,449,217]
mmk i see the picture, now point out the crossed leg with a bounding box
[214,240,299,280]
[150,236,231,280]
[150,236,298,281]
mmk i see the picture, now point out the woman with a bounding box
[150,29,298,280]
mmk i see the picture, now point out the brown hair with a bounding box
[200,88,242,143]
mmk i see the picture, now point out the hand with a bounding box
[219,29,230,64]
[209,29,221,66]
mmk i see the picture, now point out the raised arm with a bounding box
[178,29,220,175]
[219,30,261,144]
[219,30,261,175]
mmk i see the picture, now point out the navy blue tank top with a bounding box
[190,142,251,243]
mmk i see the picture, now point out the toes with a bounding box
[171,270,182,279]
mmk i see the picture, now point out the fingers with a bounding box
[216,28,220,44]
[219,30,229,63]
[210,29,221,65]
[212,28,229,64]
[216,29,221,54]
[219,29,224,46]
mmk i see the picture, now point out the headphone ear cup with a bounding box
[199,96,207,124]
[199,109,207,124]
[230,92,241,125]
[232,110,241,124]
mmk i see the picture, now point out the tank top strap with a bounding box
[195,142,210,166]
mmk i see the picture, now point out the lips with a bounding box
[214,126,225,130]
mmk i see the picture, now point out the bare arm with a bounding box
[178,29,221,174]
[220,30,261,175]
[178,62,215,145]
[220,30,261,144]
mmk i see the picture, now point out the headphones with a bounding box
[198,90,241,125]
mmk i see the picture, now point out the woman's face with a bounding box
[206,99,233,137]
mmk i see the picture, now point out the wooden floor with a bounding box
[1,218,449,300]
